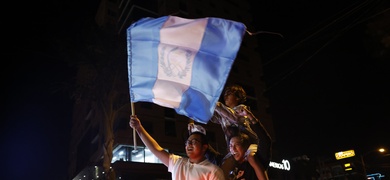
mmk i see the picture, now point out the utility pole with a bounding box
[360,154,367,179]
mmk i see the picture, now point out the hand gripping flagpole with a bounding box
[131,102,138,153]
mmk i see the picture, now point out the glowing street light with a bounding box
[361,147,387,179]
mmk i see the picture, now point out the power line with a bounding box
[263,0,384,91]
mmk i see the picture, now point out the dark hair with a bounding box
[188,132,208,145]
[224,84,247,104]
[229,132,251,150]
[227,126,251,150]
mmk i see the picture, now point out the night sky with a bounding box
[3,0,389,179]
[249,0,390,158]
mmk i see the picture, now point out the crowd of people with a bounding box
[129,84,272,180]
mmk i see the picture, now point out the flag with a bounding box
[127,15,246,124]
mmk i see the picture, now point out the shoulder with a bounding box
[169,154,185,163]
[201,159,222,169]
[234,104,247,109]
[208,163,225,180]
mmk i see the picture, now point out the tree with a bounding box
[62,22,130,179]
[365,7,390,60]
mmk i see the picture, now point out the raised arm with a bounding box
[247,154,269,180]
[129,115,170,166]
[234,104,259,124]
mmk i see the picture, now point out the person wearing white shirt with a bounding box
[129,115,225,180]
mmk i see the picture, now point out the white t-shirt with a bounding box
[168,154,225,180]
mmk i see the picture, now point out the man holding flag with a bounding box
[127,15,247,179]
[129,115,225,180]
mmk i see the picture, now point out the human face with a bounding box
[229,136,246,163]
[185,134,205,159]
[224,92,239,108]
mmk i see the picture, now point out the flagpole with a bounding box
[131,102,137,152]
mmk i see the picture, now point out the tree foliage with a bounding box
[61,21,130,179]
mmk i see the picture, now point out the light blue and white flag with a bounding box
[127,15,246,124]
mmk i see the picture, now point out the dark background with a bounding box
[249,0,389,157]
[3,0,389,179]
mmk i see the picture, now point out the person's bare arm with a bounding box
[247,154,269,180]
[129,115,170,166]
[235,105,259,124]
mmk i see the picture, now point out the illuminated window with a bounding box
[112,145,164,164]
[344,163,352,171]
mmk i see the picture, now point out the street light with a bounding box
[361,147,387,179]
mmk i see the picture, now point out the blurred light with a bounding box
[335,150,355,160]
[368,173,385,179]
[344,163,352,171]
[345,168,352,171]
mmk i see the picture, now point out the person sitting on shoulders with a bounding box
[210,84,272,179]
